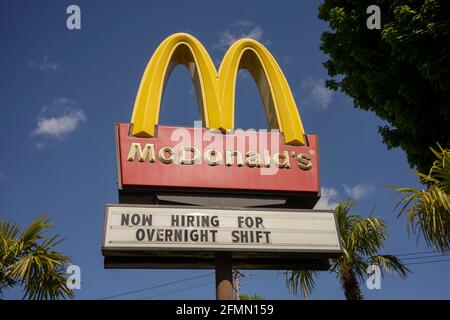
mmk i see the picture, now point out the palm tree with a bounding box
[391,145,450,253]
[286,201,409,300]
[0,216,73,299]
[239,293,265,300]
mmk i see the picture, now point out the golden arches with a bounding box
[131,33,305,145]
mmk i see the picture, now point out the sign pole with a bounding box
[234,270,240,300]
[215,252,234,300]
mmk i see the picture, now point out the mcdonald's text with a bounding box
[127,143,313,170]
[116,124,319,194]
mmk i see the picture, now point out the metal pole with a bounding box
[215,252,233,300]
[234,270,240,300]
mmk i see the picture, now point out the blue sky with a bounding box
[1,0,448,300]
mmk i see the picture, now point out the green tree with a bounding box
[391,145,450,252]
[318,0,450,172]
[286,201,409,300]
[0,216,73,299]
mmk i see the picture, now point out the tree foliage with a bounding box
[239,293,265,300]
[286,201,409,299]
[391,145,450,252]
[318,0,450,172]
[0,216,73,299]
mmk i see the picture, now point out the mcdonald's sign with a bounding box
[115,33,320,207]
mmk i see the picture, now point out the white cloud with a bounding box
[343,184,374,201]
[213,20,269,51]
[28,55,60,71]
[33,111,86,139]
[314,187,340,210]
[300,76,334,110]
[32,98,86,148]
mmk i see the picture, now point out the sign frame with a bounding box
[115,124,322,209]
[101,204,342,270]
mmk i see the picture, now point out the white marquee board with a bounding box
[102,205,342,253]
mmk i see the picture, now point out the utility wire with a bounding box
[391,250,441,257]
[401,253,450,261]
[99,251,449,300]
[99,272,214,300]
[140,281,214,300]
[138,258,450,299]
[405,258,450,266]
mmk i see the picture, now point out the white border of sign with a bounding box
[102,204,342,254]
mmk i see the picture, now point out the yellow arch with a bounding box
[130,33,305,145]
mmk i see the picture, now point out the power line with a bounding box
[401,253,450,261]
[98,251,449,300]
[138,260,449,299]
[140,281,214,300]
[392,250,441,257]
[99,272,214,300]
[405,258,450,266]
[139,259,448,300]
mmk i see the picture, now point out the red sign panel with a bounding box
[116,124,319,195]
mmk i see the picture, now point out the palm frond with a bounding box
[370,255,410,279]
[285,270,319,299]
[350,217,387,256]
[392,185,450,252]
[20,216,52,244]
[0,216,73,300]
[390,145,450,253]
[22,267,73,300]
[285,200,408,299]
[0,219,20,241]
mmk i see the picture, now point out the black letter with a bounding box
[211,216,219,227]
[121,214,129,226]
[231,230,240,243]
[264,231,271,243]
[171,215,179,226]
[255,217,264,228]
[210,230,218,242]
[142,214,152,226]
[131,214,140,226]
[136,229,145,241]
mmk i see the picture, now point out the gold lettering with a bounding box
[179,146,200,165]
[204,149,222,166]
[297,153,313,170]
[126,143,313,170]
[225,150,243,167]
[158,147,175,164]
[272,151,291,168]
[263,149,271,167]
[127,143,156,162]
[245,151,262,168]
